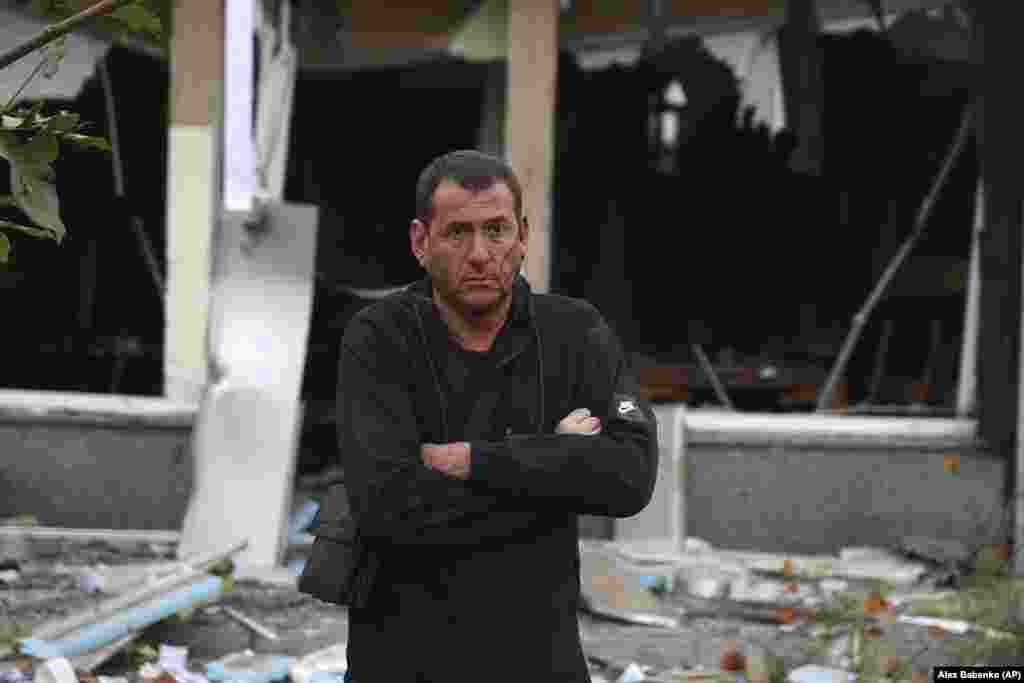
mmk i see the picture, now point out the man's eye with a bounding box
[486,224,508,237]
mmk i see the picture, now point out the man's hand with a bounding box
[557,408,601,435]
[421,442,472,480]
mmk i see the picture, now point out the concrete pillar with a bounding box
[504,0,558,294]
[163,0,224,403]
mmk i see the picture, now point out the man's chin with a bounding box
[457,290,505,315]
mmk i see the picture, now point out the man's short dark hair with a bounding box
[415,150,523,225]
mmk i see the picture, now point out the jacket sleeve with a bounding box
[328,309,548,547]
[468,309,659,518]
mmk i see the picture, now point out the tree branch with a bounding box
[0,0,137,73]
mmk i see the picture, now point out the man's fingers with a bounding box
[556,412,601,435]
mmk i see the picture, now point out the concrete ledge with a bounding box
[0,391,196,529]
[685,408,978,449]
[617,406,1000,555]
[0,390,198,429]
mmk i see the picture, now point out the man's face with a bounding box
[411,179,528,317]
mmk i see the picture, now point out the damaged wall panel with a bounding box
[0,391,195,529]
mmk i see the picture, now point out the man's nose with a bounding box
[467,232,490,262]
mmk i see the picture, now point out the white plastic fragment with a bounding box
[34,658,77,683]
[689,577,726,600]
[819,580,848,597]
[159,644,189,672]
[206,650,295,683]
[787,665,856,683]
[728,578,784,604]
[684,538,713,554]
[617,662,647,683]
[139,663,164,680]
[289,643,348,683]
[897,615,1014,640]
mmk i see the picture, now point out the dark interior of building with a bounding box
[0,23,978,473]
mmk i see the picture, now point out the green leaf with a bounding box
[2,133,65,243]
[0,131,16,160]
[10,162,64,242]
[62,133,111,152]
[46,112,80,134]
[142,0,173,40]
[20,132,59,165]
[29,0,72,19]
[111,3,164,39]
[975,545,1011,577]
[1,116,24,130]
[43,36,67,79]
[0,232,10,264]
[0,219,53,240]
[9,102,46,130]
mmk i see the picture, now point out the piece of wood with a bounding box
[163,0,224,403]
[504,0,558,294]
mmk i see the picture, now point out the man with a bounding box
[300,150,658,682]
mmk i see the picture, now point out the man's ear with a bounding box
[410,219,428,268]
[518,214,530,250]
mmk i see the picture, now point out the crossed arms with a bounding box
[332,311,659,548]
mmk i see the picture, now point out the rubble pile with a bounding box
[4,507,1023,683]
[578,537,1024,681]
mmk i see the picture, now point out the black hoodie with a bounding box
[304,274,658,682]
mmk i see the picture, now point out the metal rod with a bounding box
[98,57,165,298]
[919,319,943,395]
[816,102,975,411]
[866,319,894,404]
[956,181,985,416]
[221,606,280,641]
[692,344,736,411]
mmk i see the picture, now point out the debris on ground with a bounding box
[205,650,295,683]
[4,505,1023,683]
[287,643,347,683]
[577,536,1024,679]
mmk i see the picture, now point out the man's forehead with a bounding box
[432,179,516,218]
